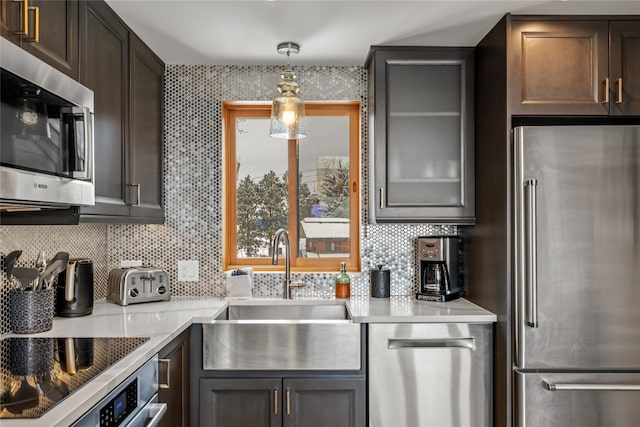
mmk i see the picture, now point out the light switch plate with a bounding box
[178,260,199,282]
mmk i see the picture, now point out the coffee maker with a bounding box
[416,236,463,302]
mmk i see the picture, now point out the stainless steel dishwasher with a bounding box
[368,323,492,427]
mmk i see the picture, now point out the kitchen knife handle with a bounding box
[615,77,623,104]
[159,358,170,389]
[524,179,538,328]
[543,381,640,391]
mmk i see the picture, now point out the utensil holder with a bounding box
[9,288,54,334]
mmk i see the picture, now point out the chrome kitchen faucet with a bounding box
[271,229,303,299]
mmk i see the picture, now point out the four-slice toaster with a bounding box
[107,267,170,306]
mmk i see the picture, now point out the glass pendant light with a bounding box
[270,42,307,140]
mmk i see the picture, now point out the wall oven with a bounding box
[0,37,94,211]
[73,355,166,427]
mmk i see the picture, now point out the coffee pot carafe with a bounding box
[55,259,93,317]
[416,237,462,302]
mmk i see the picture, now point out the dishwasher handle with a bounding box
[388,337,475,350]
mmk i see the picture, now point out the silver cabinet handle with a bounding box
[379,187,385,209]
[524,179,538,328]
[159,358,170,389]
[543,381,640,391]
[273,389,278,415]
[602,77,610,104]
[387,338,475,350]
[130,183,141,206]
[615,77,623,104]
[285,389,291,415]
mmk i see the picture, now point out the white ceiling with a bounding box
[105,0,640,66]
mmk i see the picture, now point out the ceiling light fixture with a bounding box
[270,42,306,140]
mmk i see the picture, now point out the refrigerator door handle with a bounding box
[524,179,539,328]
[543,381,640,391]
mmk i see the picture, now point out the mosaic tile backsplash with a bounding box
[0,64,456,334]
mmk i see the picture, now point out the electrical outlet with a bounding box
[121,260,143,268]
[178,260,199,282]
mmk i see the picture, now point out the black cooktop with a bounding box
[0,337,149,419]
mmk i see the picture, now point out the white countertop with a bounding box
[1,296,495,426]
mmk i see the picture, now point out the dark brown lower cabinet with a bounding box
[199,377,365,427]
[158,331,190,427]
[284,378,365,427]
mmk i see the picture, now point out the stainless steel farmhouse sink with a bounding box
[202,301,361,371]
[227,302,350,320]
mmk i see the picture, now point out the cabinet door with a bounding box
[370,48,474,223]
[78,0,130,217]
[509,20,609,115]
[21,0,78,79]
[158,331,189,427]
[129,34,164,220]
[0,0,20,43]
[199,378,282,427]
[283,378,366,427]
[610,20,640,116]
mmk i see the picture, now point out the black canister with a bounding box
[370,265,390,298]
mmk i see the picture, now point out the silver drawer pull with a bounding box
[387,338,475,350]
[159,358,170,389]
[543,381,640,391]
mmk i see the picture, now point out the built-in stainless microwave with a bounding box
[0,37,94,211]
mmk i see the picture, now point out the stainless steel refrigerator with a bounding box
[513,125,640,427]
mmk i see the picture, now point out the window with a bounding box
[223,101,360,272]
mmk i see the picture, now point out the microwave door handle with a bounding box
[61,107,91,180]
[83,107,93,181]
[73,107,92,180]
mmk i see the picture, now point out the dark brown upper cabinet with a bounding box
[79,0,130,218]
[609,21,640,116]
[79,0,164,223]
[128,33,164,220]
[366,47,475,224]
[0,0,78,79]
[510,18,640,116]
